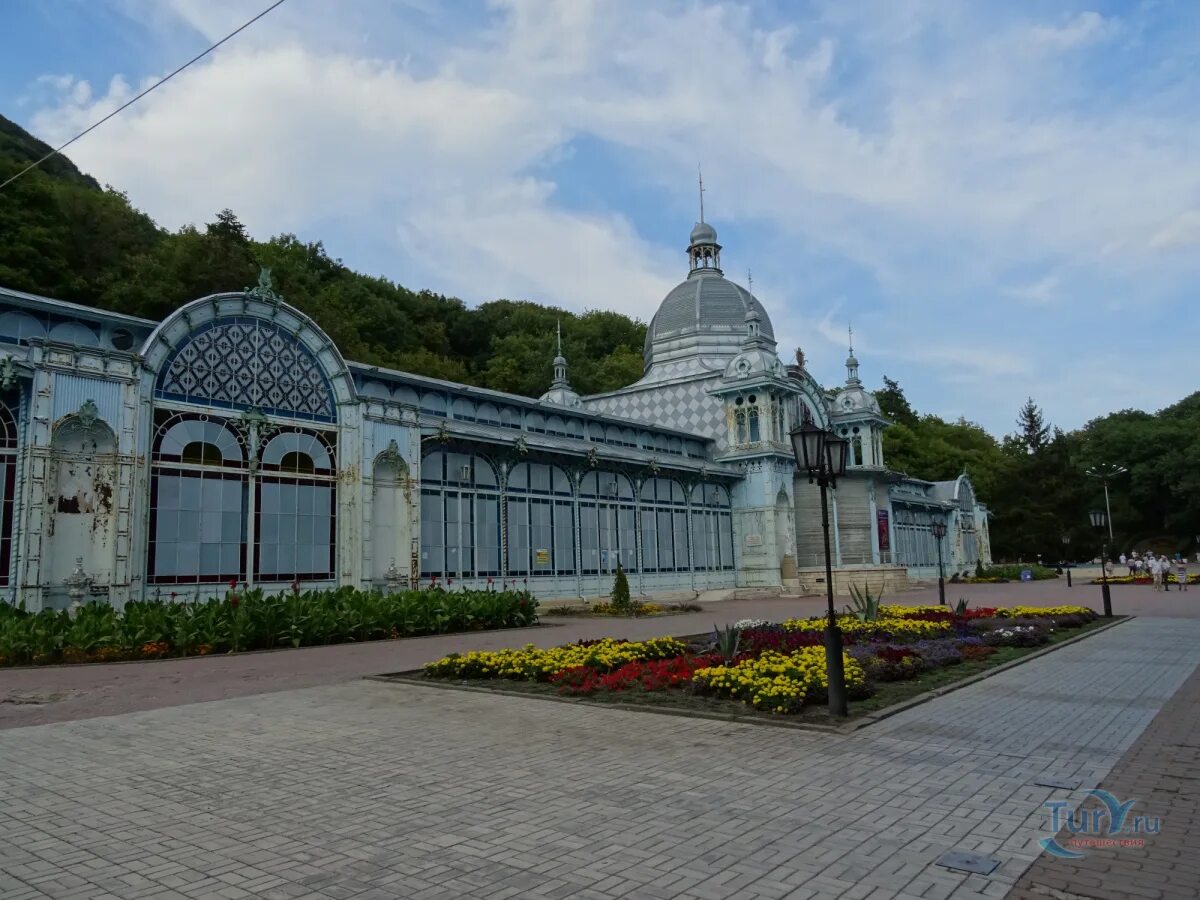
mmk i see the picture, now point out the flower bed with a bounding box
[421,603,1102,718]
[0,585,538,667]
[1092,573,1198,585]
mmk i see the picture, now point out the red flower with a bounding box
[487,576,494,585]
[170,592,178,600]
[230,593,240,609]
[290,579,300,595]
[447,576,454,585]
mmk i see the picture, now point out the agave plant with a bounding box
[845,583,883,622]
[954,597,970,616]
[712,623,741,662]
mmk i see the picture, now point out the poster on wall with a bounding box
[877,510,890,552]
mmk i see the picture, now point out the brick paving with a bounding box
[0,616,1197,899]
[3,577,1193,729]
[1008,639,1200,900]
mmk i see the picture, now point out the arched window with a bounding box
[149,413,247,584]
[579,472,636,575]
[420,450,501,580]
[691,483,734,572]
[505,462,574,577]
[257,430,336,582]
[0,400,16,585]
[638,477,689,573]
[150,413,338,585]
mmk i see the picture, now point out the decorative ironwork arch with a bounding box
[156,316,337,423]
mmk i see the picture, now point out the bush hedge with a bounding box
[0,586,538,667]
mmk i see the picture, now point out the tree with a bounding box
[876,376,918,428]
[611,564,631,613]
[1016,397,1050,454]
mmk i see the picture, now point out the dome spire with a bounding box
[845,323,861,385]
[688,170,722,275]
[541,318,581,407]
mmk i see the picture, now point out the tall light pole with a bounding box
[790,421,850,717]
[1090,509,1113,618]
[931,520,947,606]
[1086,464,1126,544]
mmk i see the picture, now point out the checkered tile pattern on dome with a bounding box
[585,379,729,450]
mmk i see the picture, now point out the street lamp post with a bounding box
[931,520,947,606]
[1086,464,1126,545]
[1090,509,1113,617]
[790,421,850,717]
[1062,534,1072,588]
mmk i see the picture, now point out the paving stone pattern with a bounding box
[1009,635,1200,900]
[0,618,1197,900]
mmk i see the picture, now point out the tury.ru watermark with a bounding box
[1041,790,1161,859]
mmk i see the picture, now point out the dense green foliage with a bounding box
[0,114,645,395]
[0,586,538,666]
[879,379,1200,562]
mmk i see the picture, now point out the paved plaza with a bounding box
[2,597,1199,900]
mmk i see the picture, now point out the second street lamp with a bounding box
[1090,509,1113,617]
[930,520,947,605]
[790,420,849,717]
[1062,533,1072,587]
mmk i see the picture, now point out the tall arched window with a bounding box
[420,450,501,580]
[579,472,636,574]
[0,400,17,586]
[257,430,337,581]
[505,461,574,577]
[691,483,734,572]
[150,412,247,583]
[639,477,688,573]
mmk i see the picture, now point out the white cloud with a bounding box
[22,0,1200,432]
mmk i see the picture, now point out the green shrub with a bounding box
[0,585,539,667]
[610,565,631,615]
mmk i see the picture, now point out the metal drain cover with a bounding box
[935,851,1002,875]
[1033,777,1081,790]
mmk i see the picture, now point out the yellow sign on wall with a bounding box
[534,549,550,567]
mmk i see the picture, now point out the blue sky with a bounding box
[5,0,1200,436]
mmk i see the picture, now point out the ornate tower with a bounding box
[539,321,581,408]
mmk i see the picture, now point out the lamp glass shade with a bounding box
[1061,534,1071,544]
[931,521,946,539]
[1089,509,1106,529]
[790,422,825,475]
[826,434,849,478]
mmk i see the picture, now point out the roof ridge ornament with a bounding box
[245,266,282,305]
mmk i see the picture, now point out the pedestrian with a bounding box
[1120,552,1127,571]
[1159,555,1172,592]
[1148,555,1162,591]
[1179,556,1191,592]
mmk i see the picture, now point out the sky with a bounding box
[4,0,1199,437]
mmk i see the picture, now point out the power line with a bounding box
[0,0,290,193]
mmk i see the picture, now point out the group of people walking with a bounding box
[1120,551,1190,591]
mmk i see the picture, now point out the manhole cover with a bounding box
[935,851,1002,876]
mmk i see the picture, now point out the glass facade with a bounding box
[149,411,337,584]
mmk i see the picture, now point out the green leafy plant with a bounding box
[610,565,631,615]
[712,623,741,662]
[953,597,970,616]
[844,584,884,622]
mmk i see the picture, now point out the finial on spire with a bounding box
[848,323,854,356]
[747,269,753,295]
[698,164,705,224]
[556,318,562,356]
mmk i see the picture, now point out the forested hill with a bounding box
[0,114,645,397]
[1,114,1197,558]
